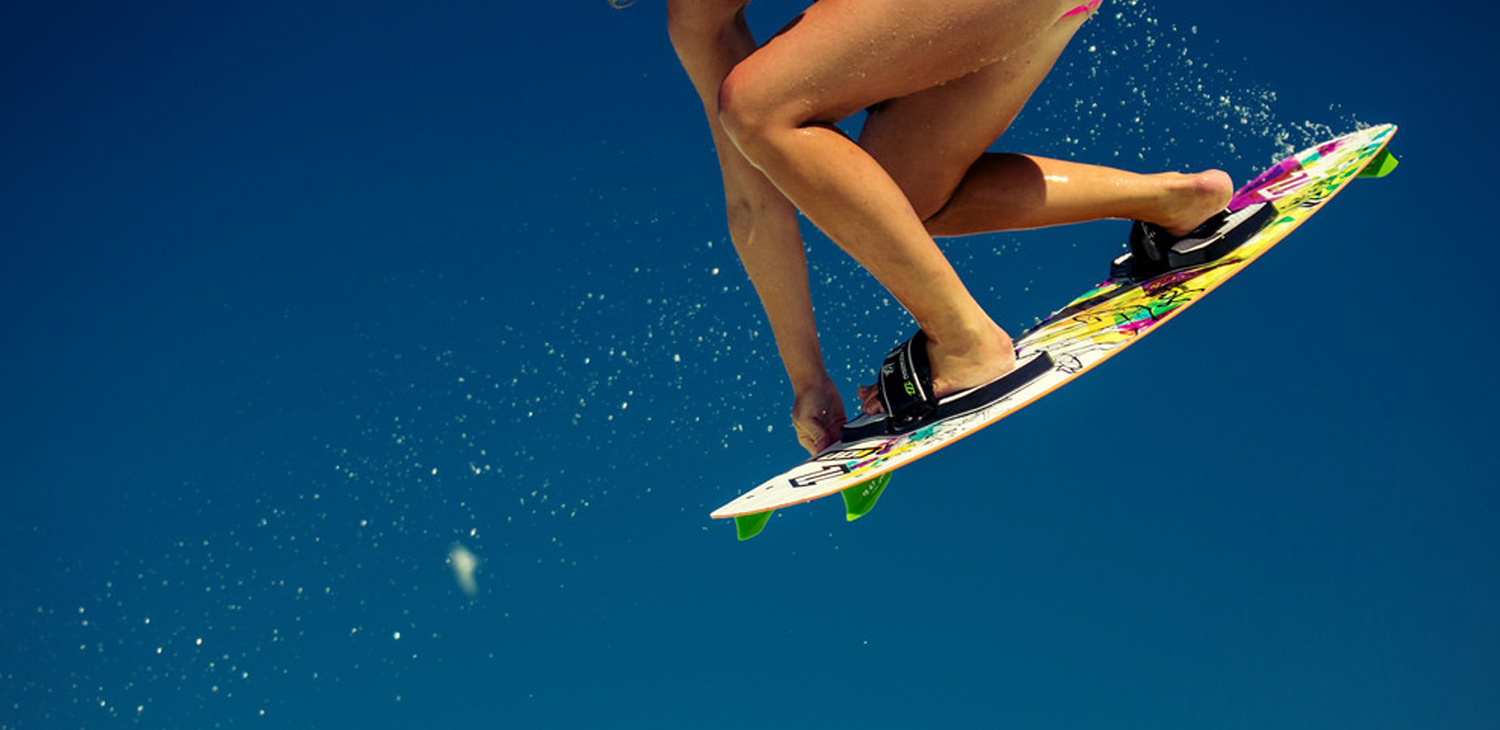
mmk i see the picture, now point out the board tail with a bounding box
[841,473,892,521]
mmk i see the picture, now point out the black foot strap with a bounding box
[844,337,1054,442]
[1112,203,1275,282]
[876,331,936,432]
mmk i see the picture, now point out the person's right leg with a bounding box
[667,0,849,454]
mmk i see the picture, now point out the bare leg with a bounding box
[826,5,1230,413]
[666,0,847,454]
[857,8,1231,239]
[924,155,1230,237]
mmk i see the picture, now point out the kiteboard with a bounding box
[713,124,1399,539]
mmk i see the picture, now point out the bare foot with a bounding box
[1152,169,1234,236]
[857,322,1016,416]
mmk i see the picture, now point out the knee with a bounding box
[859,121,960,223]
[876,158,959,228]
[907,169,972,234]
[862,150,958,223]
[715,68,761,151]
[716,66,785,163]
[912,190,956,226]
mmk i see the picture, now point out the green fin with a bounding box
[841,473,892,522]
[1358,149,1399,178]
[734,510,774,540]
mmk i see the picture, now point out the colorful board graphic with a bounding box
[712,125,1398,537]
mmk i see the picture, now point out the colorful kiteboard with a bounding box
[713,124,1399,539]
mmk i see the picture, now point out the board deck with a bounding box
[712,125,1398,536]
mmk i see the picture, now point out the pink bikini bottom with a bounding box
[1061,0,1103,19]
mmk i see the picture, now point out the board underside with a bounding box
[713,124,1398,532]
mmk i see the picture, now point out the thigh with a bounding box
[859,8,1095,220]
[721,0,1078,130]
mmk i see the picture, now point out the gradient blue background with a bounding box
[2,1,1497,728]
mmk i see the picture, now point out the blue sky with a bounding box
[2,1,1497,728]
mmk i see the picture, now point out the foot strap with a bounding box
[1113,203,1275,281]
[844,339,1054,442]
[877,331,936,432]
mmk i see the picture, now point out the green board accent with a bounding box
[734,510,773,540]
[841,473,892,521]
[1358,149,1398,178]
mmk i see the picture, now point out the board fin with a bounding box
[1358,149,1398,178]
[734,510,774,540]
[841,473,892,522]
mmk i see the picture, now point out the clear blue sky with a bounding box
[2,1,1496,728]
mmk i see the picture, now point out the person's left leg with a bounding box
[858,5,1230,240]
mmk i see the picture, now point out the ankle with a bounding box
[926,317,1010,355]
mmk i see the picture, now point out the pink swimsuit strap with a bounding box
[1061,0,1103,19]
